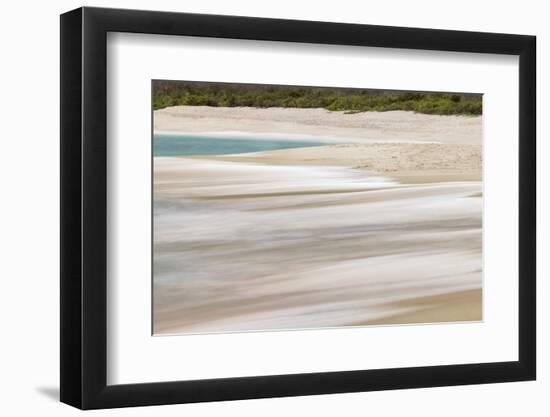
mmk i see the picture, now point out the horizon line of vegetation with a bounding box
[153,82,482,116]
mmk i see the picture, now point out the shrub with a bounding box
[152,81,482,115]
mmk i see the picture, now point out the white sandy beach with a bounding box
[155,106,482,145]
[153,106,482,334]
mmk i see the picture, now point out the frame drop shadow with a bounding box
[35,386,59,401]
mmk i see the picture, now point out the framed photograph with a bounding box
[60,6,536,409]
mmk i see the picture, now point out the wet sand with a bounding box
[153,107,482,335]
[207,142,481,184]
[364,289,482,325]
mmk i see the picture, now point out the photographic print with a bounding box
[152,81,483,335]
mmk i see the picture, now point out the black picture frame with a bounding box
[60,6,536,410]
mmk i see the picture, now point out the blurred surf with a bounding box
[153,157,482,335]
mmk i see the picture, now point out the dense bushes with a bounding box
[152,81,482,115]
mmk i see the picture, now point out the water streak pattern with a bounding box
[153,156,482,334]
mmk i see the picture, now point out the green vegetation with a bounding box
[153,81,482,115]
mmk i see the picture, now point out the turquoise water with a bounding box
[154,134,327,156]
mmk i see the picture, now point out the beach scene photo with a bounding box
[152,81,483,335]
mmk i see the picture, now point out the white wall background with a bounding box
[0,0,545,415]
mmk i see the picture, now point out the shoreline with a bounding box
[154,130,443,145]
[182,141,482,184]
[154,106,482,184]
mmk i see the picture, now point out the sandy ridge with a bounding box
[155,106,482,145]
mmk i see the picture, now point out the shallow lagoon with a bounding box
[153,133,327,156]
